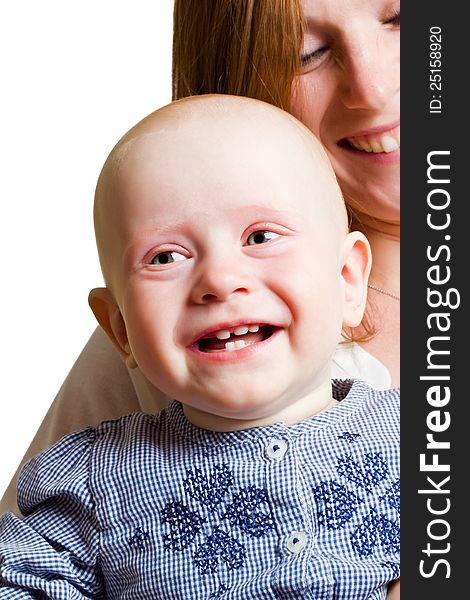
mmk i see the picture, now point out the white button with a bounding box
[265,438,288,460]
[287,531,308,554]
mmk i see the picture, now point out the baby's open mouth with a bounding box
[339,125,400,154]
[197,324,276,353]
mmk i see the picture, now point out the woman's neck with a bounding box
[360,219,400,297]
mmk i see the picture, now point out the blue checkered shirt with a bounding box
[0,379,399,599]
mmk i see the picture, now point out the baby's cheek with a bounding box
[296,292,343,351]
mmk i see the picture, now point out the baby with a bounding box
[0,95,399,599]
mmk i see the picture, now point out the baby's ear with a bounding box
[88,288,138,369]
[340,231,372,327]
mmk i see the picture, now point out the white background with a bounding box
[0,2,173,499]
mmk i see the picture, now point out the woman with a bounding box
[1,0,400,524]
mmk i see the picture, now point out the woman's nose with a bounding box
[340,38,399,111]
[190,256,252,304]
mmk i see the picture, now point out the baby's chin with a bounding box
[176,385,286,422]
[185,394,283,420]
[181,402,284,432]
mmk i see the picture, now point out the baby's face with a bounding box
[97,104,359,426]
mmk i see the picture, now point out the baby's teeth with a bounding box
[225,340,246,352]
[216,330,231,340]
[248,325,260,333]
[234,325,249,335]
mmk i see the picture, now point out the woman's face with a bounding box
[291,0,400,225]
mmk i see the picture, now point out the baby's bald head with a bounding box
[93,94,347,294]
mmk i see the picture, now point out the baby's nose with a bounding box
[190,257,252,304]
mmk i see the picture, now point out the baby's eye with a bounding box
[246,230,280,246]
[150,251,186,265]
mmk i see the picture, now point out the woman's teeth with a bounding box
[346,126,400,153]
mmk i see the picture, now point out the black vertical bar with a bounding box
[402,4,466,596]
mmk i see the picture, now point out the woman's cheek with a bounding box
[290,73,336,139]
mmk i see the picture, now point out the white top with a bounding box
[332,343,392,390]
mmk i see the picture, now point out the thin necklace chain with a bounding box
[368,282,400,301]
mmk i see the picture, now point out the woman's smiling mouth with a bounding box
[339,124,400,154]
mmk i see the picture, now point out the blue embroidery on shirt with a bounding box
[223,486,274,537]
[129,526,150,549]
[380,479,400,513]
[161,501,206,551]
[313,451,400,558]
[312,480,364,529]
[338,432,361,443]
[351,509,400,556]
[184,465,234,510]
[337,452,389,492]
[209,583,230,599]
[194,529,246,574]
[162,465,273,575]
